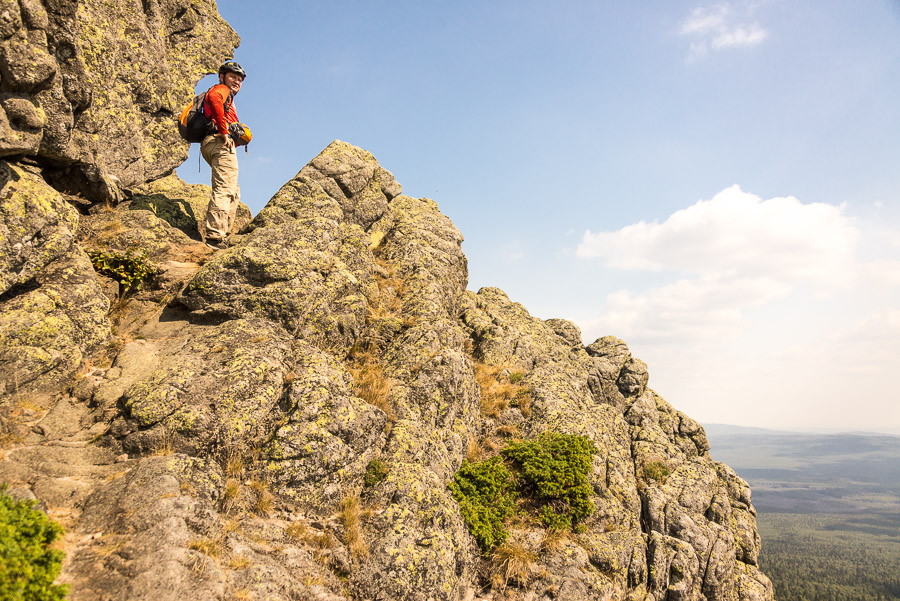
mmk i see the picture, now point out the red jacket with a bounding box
[203,83,238,136]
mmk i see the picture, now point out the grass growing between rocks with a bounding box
[363,458,389,487]
[640,459,671,485]
[473,362,531,418]
[339,495,368,559]
[216,444,275,517]
[489,542,538,590]
[449,432,598,553]
[346,351,395,425]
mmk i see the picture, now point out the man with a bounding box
[202,61,246,250]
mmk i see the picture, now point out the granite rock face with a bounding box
[0,161,110,401]
[179,141,402,358]
[2,139,772,601]
[0,4,776,599]
[0,0,238,203]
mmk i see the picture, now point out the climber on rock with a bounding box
[201,61,247,250]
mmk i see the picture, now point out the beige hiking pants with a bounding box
[201,135,240,241]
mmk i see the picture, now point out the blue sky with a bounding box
[178,1,900,432]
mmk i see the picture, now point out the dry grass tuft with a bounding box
[225,448,244,478]
[149,430,175,456]
[346,351,395,423]
[285,521,307,543]
[232,588,252,601]
[496,425,521,438]
[489,542,538,590]
[222,479,241,513]
[100,217,126,236]
[474,362,531,418]
[286,520,335,549]
[339,495,368,559]
[540,529,569,552]
[466,437,483,463]
[223,519,242,535]
[189,536,225,558]
[365,258,406,322]
[247,480,274,516]
[515,389,532,418]
[227,555,252,570]
[305,529,336,549]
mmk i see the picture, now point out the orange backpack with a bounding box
[177,88,233,143]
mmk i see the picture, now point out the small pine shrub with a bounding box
[448,456,517,552]
[86,249,156,295]
[363,458,389,487]
[0,489,68,601]
[449,433,598,552]
[503,432,598,531]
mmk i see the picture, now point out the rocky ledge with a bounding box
[0,1,776,599]
[2,140,775,600]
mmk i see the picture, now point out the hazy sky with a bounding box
[178,1,900,433]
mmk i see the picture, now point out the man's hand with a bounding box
[215,132,235,151]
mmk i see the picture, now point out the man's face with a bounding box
[221,71,243,94]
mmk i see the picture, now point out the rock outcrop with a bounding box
[0,0,238,203]
[0,2,777,600]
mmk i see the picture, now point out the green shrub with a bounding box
[0,489,68,601]
[449,433,598,552]
[363,458,389,487]
[448,456,516,552]
[503,432,598,531]
[86,249,156,295]
[642,460,670,484]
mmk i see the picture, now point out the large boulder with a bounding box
[0,0,239,202]
[105,318,294,456]
[0,160,110,400]
[459,286,772,599]
[347,190,479,601]
[0,244,110,400]
[0,160,77,294]
[179,141,402,358]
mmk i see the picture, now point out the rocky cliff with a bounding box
[0,2,776,600]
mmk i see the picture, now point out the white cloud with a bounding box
[680,4,768,59]
[577,185,858,288]
[571,185,900,430]
[594,273,791,342]
[711,25,767,49]
[681,5,729,35]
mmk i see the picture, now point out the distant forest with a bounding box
[757,513,900,601]
[705,428,900,601]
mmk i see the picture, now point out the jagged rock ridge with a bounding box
[0,2,777,600]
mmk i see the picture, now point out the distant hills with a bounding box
[704,423,900,601]
[704,423,900,437]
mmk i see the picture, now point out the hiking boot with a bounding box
[205,238,228,251]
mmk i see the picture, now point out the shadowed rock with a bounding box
[0,0,239,203]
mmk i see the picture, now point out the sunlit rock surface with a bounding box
[0,2,776,600]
